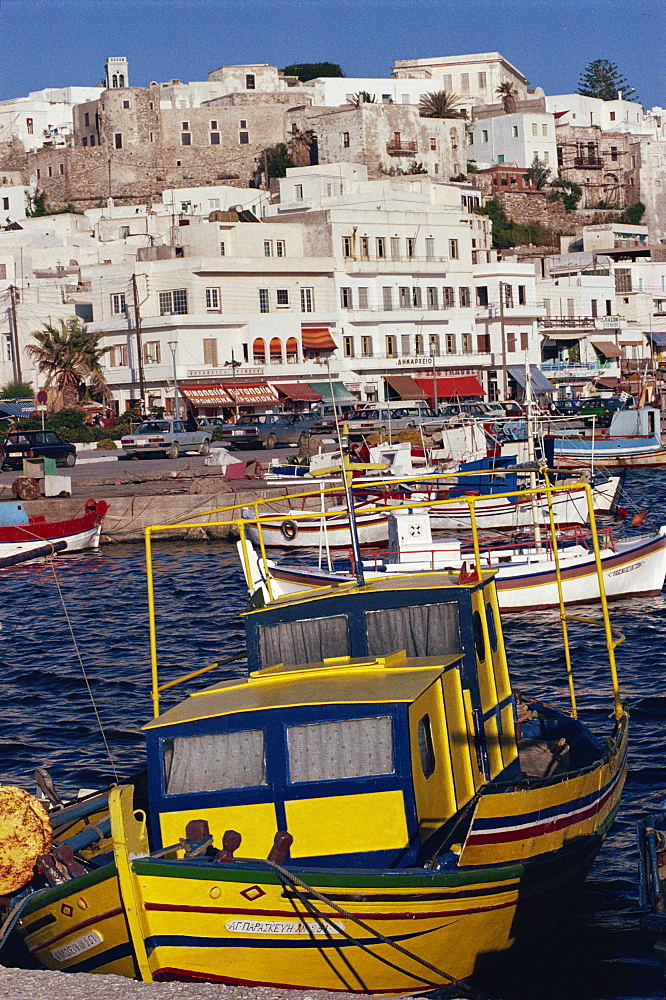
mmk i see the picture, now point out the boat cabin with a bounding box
[143,571,519,868]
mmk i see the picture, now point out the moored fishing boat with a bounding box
[0,499,109,563]
[3,482,628,994]
[240,512,666,612]
[547,407,666,470]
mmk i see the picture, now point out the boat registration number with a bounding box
[226,918,345,936]
[51,930,103,962]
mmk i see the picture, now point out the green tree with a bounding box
[264,143,295,178]
[26,318,111,411]
[524,159,551,190]
[620,201,646,224]
[418,91,466,118]
[0,380,33,399]
[475,200,558,249]
[496,81,519,113]
[577,60,638,102]
[281,62,344,82]
[548,178,583,212]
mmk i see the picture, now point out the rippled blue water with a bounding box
[2,470,666,998]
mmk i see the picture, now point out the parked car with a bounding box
[219,412,317,450]
[2,430,76,469]
[196,416,228,429]
[548,399,581,417]
[120,420,212,459]
[345,402,434,438]
[437,402,490,421]
[309,402,360,435]
[578,396,631,427]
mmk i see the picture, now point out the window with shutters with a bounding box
[264,240,272,257]
[477,333,491,352]
[383,287,393,310]
[445,334,456,354]
[342,236,353,258]
[415,334,424,354]
[401,334,410,355]
[259,289,270,313]
[459,286,471,307]
[429,334,440,356]
[361,336,373,357]
[518,285,526,305]
[203,339,218,366]
[520,331,529,351]
[386,335,397,357]
[399,287,411,308]
[412,287,422,308]
[442,287,454,308]
[425,237,434,259]
[340,287,353,308]
[390,237,400,259]
[427,287,438,309]
[109,344,128,366]
[462,333,472,354]
[300,287,314,312]
[343,336,355,357]
[615,269,632,293]
[507,331,517,352]
[360,237,369,259]
[406,237,416,258]
[376,237,386,258]
[358,287,368,309]
[276,240,286,257]
[143,341,161,364]
[205,288,220,311]
[449,239,459,259]
[476,286,488,307]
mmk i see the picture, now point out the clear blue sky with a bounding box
[1,0,664,109]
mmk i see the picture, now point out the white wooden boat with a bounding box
[240,509,666,612]
[549,408,666,469]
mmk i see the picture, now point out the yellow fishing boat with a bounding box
[10,481,628,995]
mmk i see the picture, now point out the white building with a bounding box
[391,53,529,107]
[545,94,647,134]
[468,111,557,169]
[0,87,103,152]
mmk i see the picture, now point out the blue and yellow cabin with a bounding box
[143,569,520,867]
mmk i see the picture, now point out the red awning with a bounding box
[274,383,323,402]
[301,326,337,352]
[384,375,428,400]
[221,381,279,404]
[181,384,233,405]
[414,375,485,400]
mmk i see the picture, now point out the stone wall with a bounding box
[494,190,620,235]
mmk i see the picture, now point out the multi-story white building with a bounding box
[391,53,529,108]
[0,87,103,152]
[468,111,557,169]
[545,94,648,134]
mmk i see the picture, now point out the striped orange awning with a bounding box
[301,326,336,353]
[181,384,233,405]
[221,382,279,404]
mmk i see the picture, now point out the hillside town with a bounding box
[0,50,664,418]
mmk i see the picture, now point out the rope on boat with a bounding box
[46,561,119,783]
[245,856,499,1000]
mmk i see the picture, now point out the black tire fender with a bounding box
[280,519,298,541]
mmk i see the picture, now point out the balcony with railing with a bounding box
[539,316,596,329]
[386,139,418,155]
[573,156,603,169]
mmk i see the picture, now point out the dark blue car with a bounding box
[2,430,77,469]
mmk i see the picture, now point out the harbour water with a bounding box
[1,470,666,999]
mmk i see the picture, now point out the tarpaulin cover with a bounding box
[273,383,322,402]
[507,365,554,394]
[414,375,485,400]
[646,331,666,347]
[384,375,428,400]
[0,400,35,417]
[591,341,624,358]
[308,381,357,403]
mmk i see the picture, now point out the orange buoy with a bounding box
[631,510,647,526]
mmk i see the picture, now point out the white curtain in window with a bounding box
[287,716,393,783]
[164,730,266,794]
[259,615,349,668]
[366,603,460,659]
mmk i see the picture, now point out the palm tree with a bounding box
[347,91,376,108]
[27,317,111,411]
[418,91,466,119]
[287,126,315,167]
[496,81,519,114]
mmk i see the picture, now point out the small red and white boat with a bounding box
[0,499,109,566]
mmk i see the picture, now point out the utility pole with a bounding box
[499,281,508,400]
[132,275,146,413]
[8,285,22,382]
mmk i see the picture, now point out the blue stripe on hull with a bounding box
[63,941,135,973]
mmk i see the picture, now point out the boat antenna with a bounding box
[325,356,365,586]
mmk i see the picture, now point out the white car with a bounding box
[121,420,212,459]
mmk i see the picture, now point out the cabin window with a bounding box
[473,610,486,662]
[162,730,266,794]
[366,603,460,658]
[287,716,394,783]
[259,615,349,668]
[417,714,436,778]
[486,604,498,652]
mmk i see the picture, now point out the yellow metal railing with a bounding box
[143,471,624,720]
